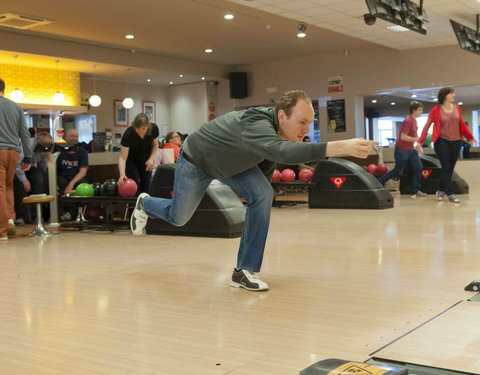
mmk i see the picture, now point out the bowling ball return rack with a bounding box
[60,195,137,232]
[271,181,312,207]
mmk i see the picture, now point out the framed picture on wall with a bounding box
[142,100,156,123]
[114,99,129,127]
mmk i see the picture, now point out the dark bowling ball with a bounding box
[91,182,102,196]
[84,205,105,222]
[103,179,118,196]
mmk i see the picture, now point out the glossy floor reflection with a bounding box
[2,180,480,374]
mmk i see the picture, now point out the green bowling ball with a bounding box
[74,182,95,197]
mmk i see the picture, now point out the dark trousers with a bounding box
[434,137,462,195]
[379,147,422,194]
[125,162,151,194]
[13,176,31,223]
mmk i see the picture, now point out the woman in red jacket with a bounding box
[417,87,476,203]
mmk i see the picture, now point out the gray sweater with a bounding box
[183,107,326,179]
[0,96,32,163]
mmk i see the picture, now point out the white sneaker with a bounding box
[130,193,150,235]
[7,219,15,236]
[411,191,427,199]
[230,269,269,291]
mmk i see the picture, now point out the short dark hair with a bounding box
[437,87,454,104]
[0,79,5,93]
[132,113,151,135]
[409,101,423,114]
[275,90,312,118]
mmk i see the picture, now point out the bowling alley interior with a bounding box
[2,1,480,374]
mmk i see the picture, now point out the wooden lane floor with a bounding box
[1,180,480,374]
[372,300,480,374]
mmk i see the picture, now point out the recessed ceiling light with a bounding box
[205,48,213,53]
[371,99,377,103]
[125,34,135,39]
[224,13,234,20]
[458,101,464,105]
[297,32,306,38]
[433,98,438,102]
[390,102,396,105]
[169,81,173,85]
[387,25,409,32]
[201,77,205,80]
[411,94,417,98]
[179,74,183,78]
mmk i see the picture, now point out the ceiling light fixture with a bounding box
[411,94,418,98]
[371,99,378,103]
[201,77,205,80]
[122,68,134,109]
[458,101,464,105]
[179,74,183,78]
[205,48,213,53]
[390,102,396,106]
[53,59,65,104]
[88,64,102,107]
[125,34,134,39]
[10,54,24,102]
[297,22,307,38]
[224,13,234,20]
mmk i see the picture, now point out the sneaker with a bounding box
[14,218,25,226]
[131,193,150,235]
[60,212,72,222]
[7,219,15,236]
[436,190,446,201]
[230,269,269,291]
[448,194,460,203]
[411,191,427,199]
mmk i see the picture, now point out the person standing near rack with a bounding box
[416,87,476,203]
[0,78,32,240]
[118,113,159,193]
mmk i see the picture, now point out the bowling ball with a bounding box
[298,168,314,182]
[366,164,378,175]
[91,182,102,196]
[74,182,94,197]
[103,179,118,196]
[118,178,138,197]
[271,169,281,183]
[280,168,296,182]
[376,164,389,175]
[84,205,105,222]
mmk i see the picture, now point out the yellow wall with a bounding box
[0,63,80,106]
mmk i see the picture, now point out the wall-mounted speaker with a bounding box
[229,72,248,99]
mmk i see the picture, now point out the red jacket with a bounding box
[419,104,473,144]
[162,142,180,161]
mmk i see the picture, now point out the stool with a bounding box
[22,195,57,236]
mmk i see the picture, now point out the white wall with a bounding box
[168,82,209,135]
[81,76,169,137]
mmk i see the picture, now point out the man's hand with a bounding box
[65,183,75,194]
[23,180,31,193]
[326,138,379,159]
[21,162,31,171]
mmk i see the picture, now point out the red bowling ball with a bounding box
[118,178,138,197]
[271,169,281,183]
[376,164,389,175]
[298,168,313,182]
[366,164,378,175]
[280,169,296,182]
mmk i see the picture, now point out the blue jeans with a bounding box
[434,137,462,195]
[379,147,422,194]
[143,153,274,272]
